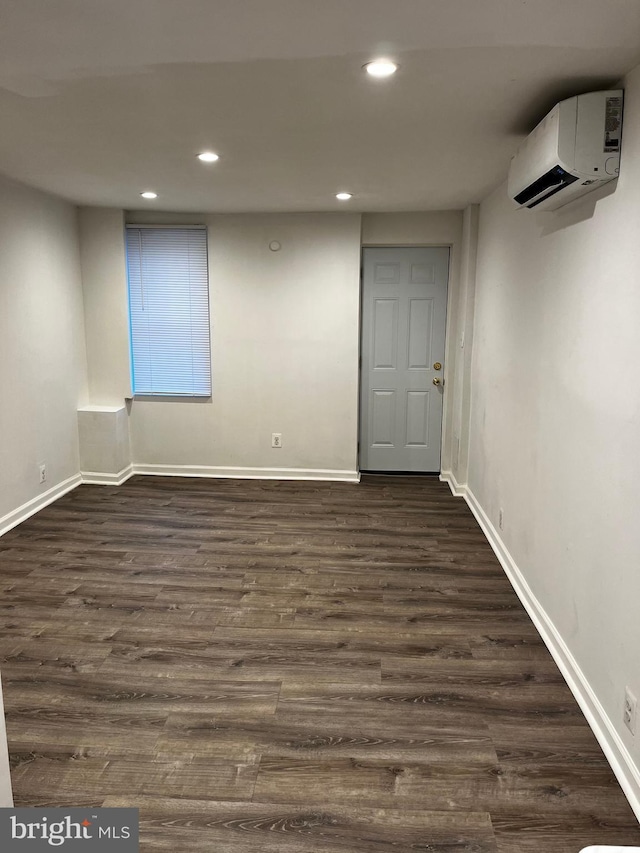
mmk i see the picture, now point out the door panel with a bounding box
[406,391,430,447]
[374,262,401,283]
[411,262,435,283]
[407,298,433,369]
[360,247,449,473]
[373,299,399,369]
[371,391,396,447]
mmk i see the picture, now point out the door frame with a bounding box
[357,243,455,475]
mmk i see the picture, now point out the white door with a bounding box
[360,247,449,472]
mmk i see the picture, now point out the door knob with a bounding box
[433,377,442,386]
[433,362,442,370]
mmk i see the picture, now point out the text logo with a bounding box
[0,808,138,850]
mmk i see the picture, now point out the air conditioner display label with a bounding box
[604,96,622,152]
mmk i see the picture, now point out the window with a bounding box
[126,226,211,396]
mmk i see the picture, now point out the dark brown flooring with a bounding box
[0,474,638,852]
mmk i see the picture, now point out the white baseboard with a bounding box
[463,484,640,823]
[81,465,134,486]
[439,469,466,496]
[0,473,82,538]
[131,464,360,483]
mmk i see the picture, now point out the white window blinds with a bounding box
[126,226,211,396]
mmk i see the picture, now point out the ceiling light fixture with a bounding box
[336,192,353,201]
[197,151,220,162]
[364,59,398,78]
[140,191,158,199]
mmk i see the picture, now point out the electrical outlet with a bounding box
[271,433,282,448]
[498,508,504,530]
[624,687,637,735]
[39,464,47,484]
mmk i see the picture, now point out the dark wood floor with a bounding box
[0,475,638,852]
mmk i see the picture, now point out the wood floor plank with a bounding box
[488,721,616,764]
[2,672,281,718]
[292,606,535,634]
[0,474,637,853]
[0,638,113,674]
[277,681,587,727]
[491,810,640,853]
[99,655,380,685]
[102,795,498,853]
[5,707,165,753]
[252,755,503,809]
[100,626,385,685]
[469,632,551,660]
[158,712,496,763]
[395,760,638,816]
[380,657,567,686]
[213,626,476,659]
[11,751,258,804]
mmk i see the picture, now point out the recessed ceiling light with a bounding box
[140,191,158,199]
[336,192,353,201]
[364,59,398,78]
[197,151,220,163]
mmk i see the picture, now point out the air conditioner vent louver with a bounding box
[514,165,579,209]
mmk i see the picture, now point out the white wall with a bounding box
[79,207,131,405]
[0,174,87,531]
[361,211,463,248]
[76,209,467,479]
[468,64,640,807]
[450,205,479,487]
[126,213,363,477]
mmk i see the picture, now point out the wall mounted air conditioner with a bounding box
[508,90,623,211]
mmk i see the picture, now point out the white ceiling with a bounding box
[1,0,639,212]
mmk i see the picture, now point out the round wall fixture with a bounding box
[269,241,281,252]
